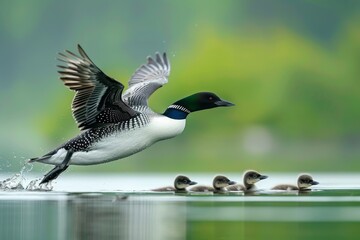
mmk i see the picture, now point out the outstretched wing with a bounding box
[123,52,170,110]
[57,44,139,130]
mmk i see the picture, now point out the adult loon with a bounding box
[271,174,319,191]
[226,170,268,192]
[151,175,197,192]
[189,175,236,193]
[29,45,234,184]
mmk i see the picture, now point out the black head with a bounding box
[298,174,319,189]
[213,175,236,189]
[164,92,234,119]
[180,92,234,112]
[244,170,268,185]
[174,175,197,190]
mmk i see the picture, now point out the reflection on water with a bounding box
[0,193,188,240]
[72,194,186,240]
[1,192,360,240]
[1,174,360,240]
[0,193,69,240]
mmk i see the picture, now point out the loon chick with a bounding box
[189,175,236,193]
[272,174,319,191]
[226,170,268,192]
[151,175,197,192]
[28,45,234,184]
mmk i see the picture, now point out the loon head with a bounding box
[174,175,197,190]
[243,170,268,190]
[244,170,268,185]
[164,92,234,119]
[297,174,319,190]
[213,175,236,190]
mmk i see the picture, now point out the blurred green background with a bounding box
[0,0,359,174]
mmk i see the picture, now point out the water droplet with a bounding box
[20,162,33,174]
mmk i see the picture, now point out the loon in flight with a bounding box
[29,45,234,184]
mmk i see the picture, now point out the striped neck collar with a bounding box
[163,105,191,119]
[167,105,191,114]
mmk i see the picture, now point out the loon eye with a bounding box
[208,96,213,101]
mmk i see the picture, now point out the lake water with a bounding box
[1,173,360,240]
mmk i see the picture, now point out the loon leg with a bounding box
[40,150,73,184]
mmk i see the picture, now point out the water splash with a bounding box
[19,162,34,176]
[26,179,53,191]
[26,179,40,190]
[0,173,25,190]
[39,181,53,191]
[0,161,30,190]
[18,162,53,191]
[0,161,53,191]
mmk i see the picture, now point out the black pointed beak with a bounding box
[311,180,319,185]
[259,175,268,180]
[228,180,236,185]
[189,181,197,186]
[215,99,235,107]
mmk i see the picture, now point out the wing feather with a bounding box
[123,52,170,110]
[58,44,138,130]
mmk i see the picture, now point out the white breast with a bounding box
[53,116,186,165]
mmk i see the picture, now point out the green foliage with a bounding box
[1,1,360,172]
[30,21,360,173]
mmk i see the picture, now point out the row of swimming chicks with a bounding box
[151,170,319,193]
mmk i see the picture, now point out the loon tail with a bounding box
[28,150,57,163]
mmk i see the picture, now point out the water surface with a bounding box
[1,173,360,240]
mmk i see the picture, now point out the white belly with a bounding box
[46,117,186,165]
